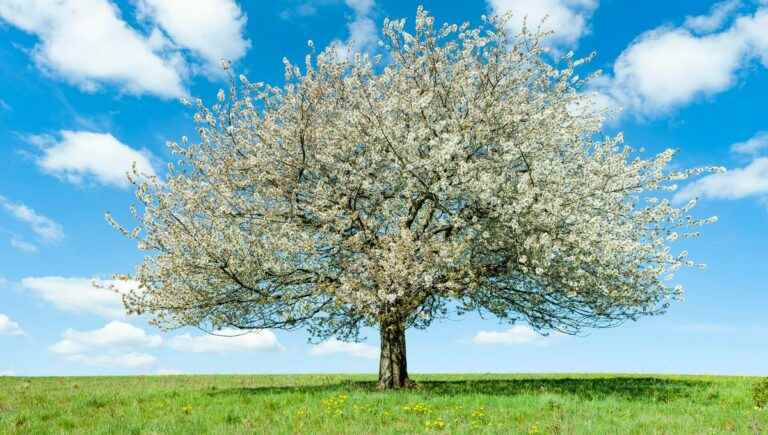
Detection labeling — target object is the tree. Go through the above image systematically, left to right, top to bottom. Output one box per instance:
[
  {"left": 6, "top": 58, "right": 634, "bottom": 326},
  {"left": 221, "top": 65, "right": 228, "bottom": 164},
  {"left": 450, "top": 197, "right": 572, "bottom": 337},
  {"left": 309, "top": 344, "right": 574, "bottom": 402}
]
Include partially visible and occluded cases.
[{"left": 109, "top": 7, "right": 720, "bottom": 389}]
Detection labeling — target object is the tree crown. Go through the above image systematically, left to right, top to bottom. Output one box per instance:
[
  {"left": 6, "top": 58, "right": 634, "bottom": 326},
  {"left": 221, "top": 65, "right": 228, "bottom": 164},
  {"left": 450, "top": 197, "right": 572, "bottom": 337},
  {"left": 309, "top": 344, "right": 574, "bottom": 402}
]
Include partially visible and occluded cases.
[{"left": 110, "top": 7, "right": 720, "bottom": 342}]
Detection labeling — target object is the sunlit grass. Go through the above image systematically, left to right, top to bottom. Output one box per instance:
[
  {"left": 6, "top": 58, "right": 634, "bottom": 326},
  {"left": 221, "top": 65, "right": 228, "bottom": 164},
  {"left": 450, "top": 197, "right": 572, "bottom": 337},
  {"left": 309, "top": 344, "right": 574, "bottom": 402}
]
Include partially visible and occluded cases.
[{"left": 0, "top": 373, "right": 765, "bottom": 434}]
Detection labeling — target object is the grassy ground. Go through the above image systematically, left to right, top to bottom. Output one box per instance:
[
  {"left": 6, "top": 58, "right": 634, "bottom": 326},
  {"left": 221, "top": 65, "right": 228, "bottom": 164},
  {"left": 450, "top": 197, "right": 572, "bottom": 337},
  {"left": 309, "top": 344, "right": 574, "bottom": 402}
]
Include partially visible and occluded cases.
[{"left": 0, "top": 373, "right": 765, "bottom": 434}]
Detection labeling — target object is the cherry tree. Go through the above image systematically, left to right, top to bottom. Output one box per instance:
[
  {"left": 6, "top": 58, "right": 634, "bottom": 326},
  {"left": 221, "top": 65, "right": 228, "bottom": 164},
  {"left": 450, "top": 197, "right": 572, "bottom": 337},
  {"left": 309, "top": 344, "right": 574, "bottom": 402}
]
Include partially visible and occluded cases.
[{"left": 110, "top": 8, "right": 719, "bottom": 389}]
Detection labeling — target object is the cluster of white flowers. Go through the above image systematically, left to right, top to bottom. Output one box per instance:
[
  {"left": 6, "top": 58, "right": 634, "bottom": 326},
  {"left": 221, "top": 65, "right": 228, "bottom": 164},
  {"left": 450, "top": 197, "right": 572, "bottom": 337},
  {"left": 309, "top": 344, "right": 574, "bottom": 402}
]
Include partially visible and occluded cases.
[{"left": 110, "top": 7, "right": 719, "bottom": 338}]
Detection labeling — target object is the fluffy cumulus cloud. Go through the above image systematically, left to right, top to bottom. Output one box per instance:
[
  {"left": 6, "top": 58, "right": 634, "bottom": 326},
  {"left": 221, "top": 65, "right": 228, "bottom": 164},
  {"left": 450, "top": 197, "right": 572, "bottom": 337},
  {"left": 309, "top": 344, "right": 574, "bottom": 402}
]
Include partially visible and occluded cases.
[
  {"left": 0, "top": 0, "right": 251, "bottom": 98},
  {"left": 0, "top": 0, "right": 186, "bottom": 98},
  {"left": 135, "top": 0, "right": 250, "bottom": 71},
  {"left": 329, "top": 0, "right": 378, "bottom": 58},
  {"left": 487, "top": 0, "right": 599, "bottom": 47},
  {"left": 594, "top": 4, "right": 768, "bottom": 116},
  {"left": 345, "top": 14, "right": 377, "bottom": 51},
  {"left": 34, "top": 130, "right": 156, "bottom": 188},
  {"left": 675, "top": 131, "right": 768, "bottom": 204},
  {"left": 675, "top": 157, "right": 768, "bottom": 203},
  {"left": 0, "top": 195, "right": 64, "bottom": 243},
  {"left": 20, "top": 276, "right": 139, "bottom": 319},
  {"left": 0, "top": 314, "right": 24, "bottom": 336},
  {"left": 50, "top": 321, "right": 161, "bottom": 368},
  {"left": 50, "top": 321, "right": 162, "bottom": 355},
  {"left": 473, "top": 324, "right": 554, "bottom": 346},
  {"left": 168, "top": 329, "right": 284, "bottom": 353},
  {"left": 309, "top": 338, "right": 378, "bottom": 359}
]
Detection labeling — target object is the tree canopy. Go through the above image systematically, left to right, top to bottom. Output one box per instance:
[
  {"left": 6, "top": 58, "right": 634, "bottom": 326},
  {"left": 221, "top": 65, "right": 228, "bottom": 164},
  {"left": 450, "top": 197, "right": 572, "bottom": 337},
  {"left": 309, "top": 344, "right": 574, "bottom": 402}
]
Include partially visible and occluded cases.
[{"left": 110, "top": 7, "right": 719, "bottom": 388}]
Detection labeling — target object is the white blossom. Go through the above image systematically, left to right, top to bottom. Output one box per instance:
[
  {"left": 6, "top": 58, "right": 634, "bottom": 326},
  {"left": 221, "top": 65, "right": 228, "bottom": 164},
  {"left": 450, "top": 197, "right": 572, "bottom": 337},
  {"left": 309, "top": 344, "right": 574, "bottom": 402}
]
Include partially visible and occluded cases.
[{"left": 111, "top": 7, "right": 718, "bottom": 343}]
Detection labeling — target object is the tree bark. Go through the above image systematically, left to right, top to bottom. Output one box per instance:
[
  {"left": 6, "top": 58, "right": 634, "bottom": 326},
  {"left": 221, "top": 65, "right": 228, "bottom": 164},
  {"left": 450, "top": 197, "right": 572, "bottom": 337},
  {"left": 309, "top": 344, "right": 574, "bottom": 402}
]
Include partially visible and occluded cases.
[{"left": 377, "top": 318, "right": 410, "bottom": 389}]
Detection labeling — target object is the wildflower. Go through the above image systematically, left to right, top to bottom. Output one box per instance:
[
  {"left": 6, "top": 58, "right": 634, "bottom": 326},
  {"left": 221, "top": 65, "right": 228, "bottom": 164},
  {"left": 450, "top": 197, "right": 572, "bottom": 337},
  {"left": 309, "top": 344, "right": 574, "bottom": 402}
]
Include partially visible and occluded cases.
[
  {"left": 403, "top": 402, "right": 430, "bottom": 414},
  {"left": 471, "top": 406, "right": 487, "bottom": 418},
  {"left": 425, "top": 417, "right": 446, "bottom": 430}
]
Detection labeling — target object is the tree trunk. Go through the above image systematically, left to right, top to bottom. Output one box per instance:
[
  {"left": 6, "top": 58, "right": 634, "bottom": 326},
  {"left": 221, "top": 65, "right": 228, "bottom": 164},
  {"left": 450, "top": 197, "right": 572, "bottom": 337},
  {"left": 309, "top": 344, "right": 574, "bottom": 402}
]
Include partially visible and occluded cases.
[{"left": 378, "top": 318, "right": 410, "bottom": 389}]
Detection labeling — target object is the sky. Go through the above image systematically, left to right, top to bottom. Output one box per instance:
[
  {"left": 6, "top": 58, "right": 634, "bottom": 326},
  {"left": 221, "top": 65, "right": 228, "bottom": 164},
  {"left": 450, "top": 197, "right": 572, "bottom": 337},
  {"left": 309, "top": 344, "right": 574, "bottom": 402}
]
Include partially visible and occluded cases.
[{"left": 1, "top": 0, "right": 767, "bottom": 377}]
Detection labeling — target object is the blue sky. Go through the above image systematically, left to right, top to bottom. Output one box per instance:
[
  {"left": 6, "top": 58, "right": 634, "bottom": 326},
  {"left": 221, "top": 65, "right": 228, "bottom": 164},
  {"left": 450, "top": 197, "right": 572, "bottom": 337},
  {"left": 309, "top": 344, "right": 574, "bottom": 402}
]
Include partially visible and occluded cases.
[{"left": 1, "top": 0, "right": 768, "bottom": 377}]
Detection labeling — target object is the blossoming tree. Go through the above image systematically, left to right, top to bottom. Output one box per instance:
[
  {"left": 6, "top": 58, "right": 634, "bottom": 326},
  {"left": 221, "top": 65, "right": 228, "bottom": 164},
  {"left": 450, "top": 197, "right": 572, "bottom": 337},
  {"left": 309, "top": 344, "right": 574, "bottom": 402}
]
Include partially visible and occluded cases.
[{"left": 110, "top": 8, "right": 719, "bottom": 389}]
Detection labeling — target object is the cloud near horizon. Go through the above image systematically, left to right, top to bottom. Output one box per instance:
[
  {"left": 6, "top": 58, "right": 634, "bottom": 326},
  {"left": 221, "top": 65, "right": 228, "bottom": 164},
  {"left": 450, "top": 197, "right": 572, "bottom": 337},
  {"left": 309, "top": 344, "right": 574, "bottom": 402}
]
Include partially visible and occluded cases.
[
  {"left": 49, "top": 321, "right": 162, "bottom": 368},
  {"left": 50, "top": 321, "right": 162, "bottom": 355},
  {"left": 473, "top": 325, "right": 557, "bottom": 346},
  {"left": 168, "top": 329, "right": 284, "bottom": 353},
  {"left": 309, "top": 338, "right": 379, "bottom": 359}
]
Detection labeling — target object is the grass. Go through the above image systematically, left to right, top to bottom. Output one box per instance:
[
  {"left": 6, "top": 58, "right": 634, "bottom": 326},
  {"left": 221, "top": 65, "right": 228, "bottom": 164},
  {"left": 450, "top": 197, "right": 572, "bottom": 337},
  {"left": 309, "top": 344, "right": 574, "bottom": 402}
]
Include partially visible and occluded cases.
[{"left": 0, "top": 373, "right": 765, "bottom": 434}]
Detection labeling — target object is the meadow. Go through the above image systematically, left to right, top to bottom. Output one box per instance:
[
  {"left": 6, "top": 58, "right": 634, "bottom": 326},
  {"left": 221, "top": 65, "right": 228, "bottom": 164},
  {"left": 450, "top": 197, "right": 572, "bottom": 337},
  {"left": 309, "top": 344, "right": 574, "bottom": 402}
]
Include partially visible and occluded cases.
[{"left": 0, "top": 373, "right": 765, "bottom": 434}]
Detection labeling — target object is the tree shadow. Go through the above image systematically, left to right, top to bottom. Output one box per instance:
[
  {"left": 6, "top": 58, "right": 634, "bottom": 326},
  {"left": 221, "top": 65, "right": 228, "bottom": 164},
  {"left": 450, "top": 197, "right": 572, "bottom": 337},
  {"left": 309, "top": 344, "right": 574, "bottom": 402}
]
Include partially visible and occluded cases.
[
  {"left": 206, "top": 376, "right": 713, "bottom": 403},
  {"left": 407, "top": 377, "right": 712, "bottom": 402}
]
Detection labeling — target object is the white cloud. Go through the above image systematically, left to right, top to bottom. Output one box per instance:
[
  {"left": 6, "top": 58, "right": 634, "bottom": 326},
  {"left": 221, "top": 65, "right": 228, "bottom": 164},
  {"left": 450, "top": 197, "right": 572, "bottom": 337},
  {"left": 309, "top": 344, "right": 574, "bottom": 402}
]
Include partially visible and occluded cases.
[
  {"left": 0, "top": 0, "right": 186, "bottom": 98},
  {"left": 135, "top": 0, "right": 250, "bottom": 70},
  {"left": 330, "top": 0, "right": 378, "bottom": 58},
  {"left": 345, "top": 0, "right": 374, "bottom": 16},
  {"left": 488, "top": 0, "right": 599, "bottom": 47},
  {"left": 684, "top": 0, "right": 742, "bottom": 34},
  {"left": 279, "top": 2, "right": 318, "bottom": 20},
  {"left": 595, "top": 7, "right": 768, "bottom": 116},
  {"left": 737, "top": 8, "right": 768, "bottom": 65},
  {"left": 345, "top": 16, "right": 377, "bottom": 52},
  {"left": 599, "top": 29, "right": 746, "bottom": 115},
  {"left": 35, "top": 130, "right": 156, "bottom": 188},
  {"left": 676, "top": 131, "right": 768, "bottom": 205},
  {"left": 731, "top": 131, "right": 768, "bottom": 155},
  {"left": 22, "top": 133, "right": 56, "bottom": 149},
  {"left": 674, "top": 157, "right": 768, "bottom": 203},
  {"left": 0, "top": 196, "right": 64, "bottom": 242},
  {"left": 9, "top": 238, "right": 38, "bottom": 254},
  {"left": 20, "top": 276, "right": 138, "bottom": 319},
  {"left": 0, "top": 314, "right": 24, "bottom": 336},
  {"left": 50, "top": 321, "right": 161, "bottom": 355},
  {"left": 50, "top": 322, "right": 160, "bottom": 368},
  {"left": 473, "top": 324, "right": 554, "bottom": 346},
  {"left": 168, "top": 328, "right": 284, "bottom": 353},
  {"left": 309, "top": 338, "right": 378, "bottom": 359},
  {"left": 68, "top": 352, "right": 157, "bottom": 368},
  {"left": 0, "top": 370, "right": 16, "bottom": 376}
]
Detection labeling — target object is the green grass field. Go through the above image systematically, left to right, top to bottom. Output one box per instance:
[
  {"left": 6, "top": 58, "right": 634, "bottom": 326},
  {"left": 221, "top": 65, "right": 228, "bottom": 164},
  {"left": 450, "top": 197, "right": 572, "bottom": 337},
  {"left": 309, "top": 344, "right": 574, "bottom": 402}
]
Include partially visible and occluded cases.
[{"left": 1, "top": 373, "right": 765, "bottom": 434}]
